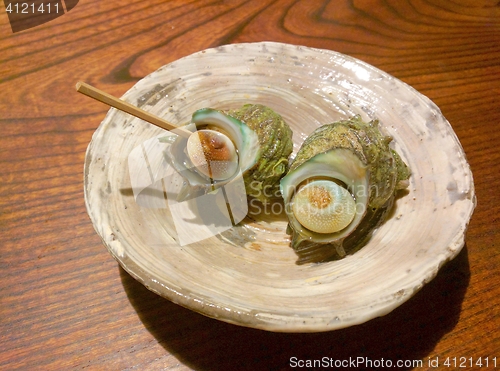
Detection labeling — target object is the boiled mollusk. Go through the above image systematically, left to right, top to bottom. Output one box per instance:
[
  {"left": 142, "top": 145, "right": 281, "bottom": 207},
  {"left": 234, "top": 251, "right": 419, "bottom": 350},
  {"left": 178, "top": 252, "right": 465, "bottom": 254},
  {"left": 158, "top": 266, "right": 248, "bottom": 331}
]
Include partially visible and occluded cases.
[
  {"left": 163, "top": 104, "right": 293, "bottom": 204},
  {"left": 162, "top": 107, "right": 259, "bottom": 201},
  {"left": 280, "top": 115, "right": 410, "bottom": 262},
  {"left": 185, "top": 129, "right": 239, "bottom": 181}
]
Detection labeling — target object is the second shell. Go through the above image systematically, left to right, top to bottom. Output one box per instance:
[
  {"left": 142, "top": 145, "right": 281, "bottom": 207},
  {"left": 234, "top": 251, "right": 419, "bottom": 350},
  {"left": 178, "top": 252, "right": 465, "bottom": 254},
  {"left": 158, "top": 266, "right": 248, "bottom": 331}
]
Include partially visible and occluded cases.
[{"left": 280, "top": 115, "right": 410, "bottom": 261}]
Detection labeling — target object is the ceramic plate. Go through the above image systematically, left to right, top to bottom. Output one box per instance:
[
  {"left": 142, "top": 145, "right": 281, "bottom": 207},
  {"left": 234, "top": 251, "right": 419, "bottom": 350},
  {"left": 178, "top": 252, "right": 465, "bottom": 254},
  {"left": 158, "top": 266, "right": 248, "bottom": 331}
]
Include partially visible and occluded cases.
[{"left": 84, "top": 42, "right": 475, "bottom": 332}]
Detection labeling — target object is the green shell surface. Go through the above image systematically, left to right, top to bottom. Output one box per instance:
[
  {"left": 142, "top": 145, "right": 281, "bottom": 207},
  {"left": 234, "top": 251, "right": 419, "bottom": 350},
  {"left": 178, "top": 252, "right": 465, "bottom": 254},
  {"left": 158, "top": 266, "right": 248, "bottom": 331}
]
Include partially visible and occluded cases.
[
  {"left": 227, "top": 104, "right": 294, "bottom": 204},
  {"left": 290, "top": 115, "right": 409, "bottom": 209}
]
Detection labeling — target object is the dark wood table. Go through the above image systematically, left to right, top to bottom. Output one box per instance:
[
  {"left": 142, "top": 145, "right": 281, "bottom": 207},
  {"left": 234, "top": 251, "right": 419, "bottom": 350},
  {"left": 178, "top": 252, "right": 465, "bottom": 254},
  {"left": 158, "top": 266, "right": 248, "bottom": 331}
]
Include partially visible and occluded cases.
[{"left": 2, "top": 0, "right": 499, "bottom": 369}]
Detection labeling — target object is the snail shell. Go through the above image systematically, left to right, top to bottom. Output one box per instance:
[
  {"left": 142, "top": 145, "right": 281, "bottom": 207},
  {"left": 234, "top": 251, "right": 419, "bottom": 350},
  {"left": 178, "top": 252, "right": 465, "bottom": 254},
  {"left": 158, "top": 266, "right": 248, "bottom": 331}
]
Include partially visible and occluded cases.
[
  {"left": 164, "top": 104, "right": 293, "bottom": 204},
  {"left": 163, "top": 107, "right": 260, "bottom": 201},
  {"left": 280, "top": 115, "right": 410, "bottom": 262}
]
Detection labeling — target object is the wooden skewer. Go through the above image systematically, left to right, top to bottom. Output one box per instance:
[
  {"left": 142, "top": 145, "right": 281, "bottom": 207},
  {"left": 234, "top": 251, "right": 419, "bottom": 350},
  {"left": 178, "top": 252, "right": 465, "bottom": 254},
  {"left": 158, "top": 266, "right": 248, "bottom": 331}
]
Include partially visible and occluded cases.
[{"left": 75, "top": 81, "right": 192, "bottom": 138}]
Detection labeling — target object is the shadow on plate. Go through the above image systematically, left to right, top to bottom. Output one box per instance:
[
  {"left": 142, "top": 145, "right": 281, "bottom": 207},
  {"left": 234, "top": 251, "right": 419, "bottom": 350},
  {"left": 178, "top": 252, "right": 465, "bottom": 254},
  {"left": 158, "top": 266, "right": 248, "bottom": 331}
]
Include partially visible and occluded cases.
[{"left": 120, "top": 245, "right": 470, "bottom": 371}]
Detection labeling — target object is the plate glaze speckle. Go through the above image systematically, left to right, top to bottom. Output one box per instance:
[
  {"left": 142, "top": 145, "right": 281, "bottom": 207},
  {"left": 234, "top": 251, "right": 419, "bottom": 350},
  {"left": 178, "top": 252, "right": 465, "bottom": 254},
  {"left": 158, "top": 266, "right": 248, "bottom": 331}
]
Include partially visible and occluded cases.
[{"left": 84, "top": 42, "right": 475, "bottom": 332}]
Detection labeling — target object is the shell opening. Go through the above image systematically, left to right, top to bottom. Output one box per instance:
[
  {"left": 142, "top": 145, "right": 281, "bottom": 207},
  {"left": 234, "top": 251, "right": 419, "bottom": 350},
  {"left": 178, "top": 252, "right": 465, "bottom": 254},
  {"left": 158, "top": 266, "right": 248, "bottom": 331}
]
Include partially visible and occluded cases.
[
  {"left": 186, "top": 129, "right": 239, "bottom": 181},
  {"left": 291, "top": 180, "right": 356, "bottom": 234}
]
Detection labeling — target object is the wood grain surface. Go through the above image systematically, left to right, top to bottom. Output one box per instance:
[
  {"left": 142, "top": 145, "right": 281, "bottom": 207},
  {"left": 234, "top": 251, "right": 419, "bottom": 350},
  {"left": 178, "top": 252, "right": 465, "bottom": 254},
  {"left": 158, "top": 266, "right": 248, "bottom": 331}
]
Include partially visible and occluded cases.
[{"left": 1, "top": 0, "right": 499, "bottom": 369}]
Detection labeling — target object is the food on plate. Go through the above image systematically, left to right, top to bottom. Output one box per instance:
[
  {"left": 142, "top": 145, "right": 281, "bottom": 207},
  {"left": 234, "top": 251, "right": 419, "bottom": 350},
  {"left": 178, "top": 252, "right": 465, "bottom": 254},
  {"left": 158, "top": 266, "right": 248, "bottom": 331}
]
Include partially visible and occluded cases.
[
  {"left": 163, "top": 104, "right": 293, "bottom": 204},
  {"left": 227, "top": 104, "right": 293, "bottom": 204},
  {"left": 280, "top": 115, "right": 410, "bottom": 262}
]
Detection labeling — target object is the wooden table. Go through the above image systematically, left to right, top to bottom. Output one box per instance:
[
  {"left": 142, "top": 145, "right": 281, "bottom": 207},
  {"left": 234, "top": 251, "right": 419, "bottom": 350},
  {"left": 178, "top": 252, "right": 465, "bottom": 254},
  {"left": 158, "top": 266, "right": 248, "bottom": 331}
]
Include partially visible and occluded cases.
[{"left": 1, "top": 0, "right": 499, "bottom": 369}]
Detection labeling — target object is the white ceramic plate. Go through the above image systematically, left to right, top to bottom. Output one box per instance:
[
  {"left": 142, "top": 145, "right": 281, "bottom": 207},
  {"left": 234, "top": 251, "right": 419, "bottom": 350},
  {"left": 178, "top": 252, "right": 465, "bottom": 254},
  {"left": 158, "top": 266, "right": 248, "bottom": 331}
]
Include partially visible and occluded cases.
[{"left": 84, "top": 42, "right": 475, "bottom": 332}]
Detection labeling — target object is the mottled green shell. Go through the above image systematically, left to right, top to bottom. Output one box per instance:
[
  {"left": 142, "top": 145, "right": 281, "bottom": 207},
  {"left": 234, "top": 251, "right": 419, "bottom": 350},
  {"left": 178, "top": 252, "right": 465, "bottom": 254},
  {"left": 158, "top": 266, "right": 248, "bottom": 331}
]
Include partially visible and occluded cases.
[
  {"left": 227, "top": 104, "right": 293, "bottom": 204},
  {"left": 281, "top": 115, "right": 411, "bottom": 263},
  {"left": 291, "top": 115, "right": 410, "bottom": 208}
]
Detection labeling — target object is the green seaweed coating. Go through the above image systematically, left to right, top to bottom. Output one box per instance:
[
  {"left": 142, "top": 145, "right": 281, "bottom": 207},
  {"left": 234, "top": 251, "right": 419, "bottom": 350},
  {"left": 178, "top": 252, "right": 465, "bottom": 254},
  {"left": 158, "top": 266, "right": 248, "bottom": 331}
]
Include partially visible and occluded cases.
[{"left": 227, "top": 104, "right": 294, "bottom": 204}]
